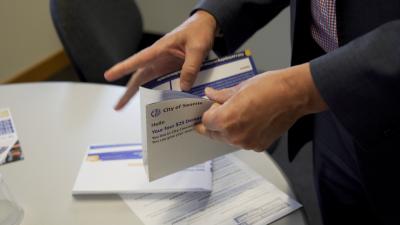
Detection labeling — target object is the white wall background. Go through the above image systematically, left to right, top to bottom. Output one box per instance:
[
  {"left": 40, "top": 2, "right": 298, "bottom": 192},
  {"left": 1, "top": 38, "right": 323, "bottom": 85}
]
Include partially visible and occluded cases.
[
  {"left": 0, "top": 0, "right": 290, "bottom": 83},
  {"left": 0, "top": 0, "right": 62, "bottom": 83}
]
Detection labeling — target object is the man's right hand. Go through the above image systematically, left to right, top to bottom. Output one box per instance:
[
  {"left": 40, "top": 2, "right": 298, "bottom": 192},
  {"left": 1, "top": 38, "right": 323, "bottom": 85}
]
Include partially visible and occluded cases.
[{"left": 104, "top": 10, "right": 218, "bottom": 110}]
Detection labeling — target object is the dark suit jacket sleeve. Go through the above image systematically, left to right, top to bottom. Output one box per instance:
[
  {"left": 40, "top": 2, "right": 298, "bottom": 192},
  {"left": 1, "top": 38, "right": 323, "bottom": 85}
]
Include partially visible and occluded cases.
[
  {"left": 193, "top": 0, "right": 290, "bottom": 56},
  {"left": 310, "top": 20, "right": 400, "bottom": 150}
]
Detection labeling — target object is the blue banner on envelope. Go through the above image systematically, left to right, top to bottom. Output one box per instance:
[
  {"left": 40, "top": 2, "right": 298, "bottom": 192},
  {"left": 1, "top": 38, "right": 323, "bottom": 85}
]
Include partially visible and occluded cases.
[{"left": 88, "top": 150, "right": 142, "bottom": 161}]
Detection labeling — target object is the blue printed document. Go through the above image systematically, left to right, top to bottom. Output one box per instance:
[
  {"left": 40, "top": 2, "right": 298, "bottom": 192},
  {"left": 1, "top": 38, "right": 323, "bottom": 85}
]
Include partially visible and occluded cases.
[
  {"left": 140, "top": 51, "right": 258, "bottom": 181},
  {"left": 0, "top": 108, "right": 24, "bottom": 166},
  {"left": 72, "top": 143, "right": 212, "bottom": 194}
]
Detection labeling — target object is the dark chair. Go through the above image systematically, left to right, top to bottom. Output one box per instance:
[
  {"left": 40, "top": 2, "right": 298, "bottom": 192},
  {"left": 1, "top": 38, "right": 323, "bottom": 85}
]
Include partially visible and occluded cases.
[{"left": 50, "top": 0, "right": 161, "bottom": 85}]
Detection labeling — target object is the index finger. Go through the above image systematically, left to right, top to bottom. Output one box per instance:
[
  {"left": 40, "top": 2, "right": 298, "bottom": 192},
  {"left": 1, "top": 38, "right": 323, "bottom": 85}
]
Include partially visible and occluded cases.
[
  {"left": 180, "top": 46, "right": 208, "bottom": 91},
  {"left": 104, "top": 47, "right": 158, "bottom": 81}
]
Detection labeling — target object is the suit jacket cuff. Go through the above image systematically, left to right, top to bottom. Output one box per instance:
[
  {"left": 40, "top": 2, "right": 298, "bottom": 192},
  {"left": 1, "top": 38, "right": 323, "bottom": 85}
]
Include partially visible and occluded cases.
[
  {"left": 192, "top": 0, "right": 289, "bottom": 56},
  {"left": 310, "top": 20, "right": 400, "bottom": 150}
]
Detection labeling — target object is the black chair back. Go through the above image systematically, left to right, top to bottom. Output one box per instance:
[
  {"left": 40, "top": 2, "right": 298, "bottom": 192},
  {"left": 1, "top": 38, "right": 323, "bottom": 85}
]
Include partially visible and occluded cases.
[{"left": 50, "top": 0, "right": 143, "bottom": 84}]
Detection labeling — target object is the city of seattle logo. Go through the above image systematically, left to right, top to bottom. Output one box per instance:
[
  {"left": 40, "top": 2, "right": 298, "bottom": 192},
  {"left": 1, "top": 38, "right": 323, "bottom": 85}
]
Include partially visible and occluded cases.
[{"left": 151, "top": 108, "right": 161, "bottom": 118}]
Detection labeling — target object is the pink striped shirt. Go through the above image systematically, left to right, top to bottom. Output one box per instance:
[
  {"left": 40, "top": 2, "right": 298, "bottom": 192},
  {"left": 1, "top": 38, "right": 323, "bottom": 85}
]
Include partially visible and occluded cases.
[{"left": 311, "top": 0, "right": 339, "bottom": 52}]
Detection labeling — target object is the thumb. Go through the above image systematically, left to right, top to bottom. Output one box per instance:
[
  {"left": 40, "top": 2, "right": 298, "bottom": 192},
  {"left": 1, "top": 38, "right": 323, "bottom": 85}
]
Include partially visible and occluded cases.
[
  {"left": 180, "top": 47, "right": 208, "bottom": 91},
  {"left": 205, "top": 86, "right": 237, "bottom": 104}
]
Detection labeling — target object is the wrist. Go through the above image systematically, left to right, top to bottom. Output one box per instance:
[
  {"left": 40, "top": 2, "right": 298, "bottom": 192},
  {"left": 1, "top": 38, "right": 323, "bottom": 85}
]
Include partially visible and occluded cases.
[
  {"left": 193, "top": 10, "right": 218, "bottom": 36},
  {"left": 281, "top": 63, "right": 328, "bottom": 116}
]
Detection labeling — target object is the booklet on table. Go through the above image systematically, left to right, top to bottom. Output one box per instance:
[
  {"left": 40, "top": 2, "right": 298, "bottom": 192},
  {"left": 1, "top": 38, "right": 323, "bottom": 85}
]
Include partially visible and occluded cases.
[{"left": 72, "top": 143, "right": 212, "bottom": 194}]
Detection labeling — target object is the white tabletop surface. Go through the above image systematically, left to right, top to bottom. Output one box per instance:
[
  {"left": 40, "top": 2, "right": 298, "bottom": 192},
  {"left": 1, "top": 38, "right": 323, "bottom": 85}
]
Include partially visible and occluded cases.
[{"left": 0, "top": 82, "right": 306, "bottom": 225}]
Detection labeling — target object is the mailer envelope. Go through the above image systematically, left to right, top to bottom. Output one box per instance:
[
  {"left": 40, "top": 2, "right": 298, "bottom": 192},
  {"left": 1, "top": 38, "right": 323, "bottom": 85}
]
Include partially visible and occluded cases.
[{"left": 140, "top": 50, "right": 258, "bottom": 181}]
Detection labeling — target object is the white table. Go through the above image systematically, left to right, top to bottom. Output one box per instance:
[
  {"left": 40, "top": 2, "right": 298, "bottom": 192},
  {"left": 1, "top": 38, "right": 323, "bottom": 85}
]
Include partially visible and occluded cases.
[{"left": 0, "top": 82, "right": 306, "bottom": 225}]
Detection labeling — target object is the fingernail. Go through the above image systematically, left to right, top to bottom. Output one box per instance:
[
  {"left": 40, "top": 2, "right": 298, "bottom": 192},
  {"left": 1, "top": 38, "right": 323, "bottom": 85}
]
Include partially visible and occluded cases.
[
  {"left": 104, "top": 71, "right": 111, "bottom": 80},
  {"left": 205, "top": 87, "right": 213, "bottom": 94},
  {"left": 205, "top": 87, "right": 216, "bottom": 96},
  {"left": 114, "top": 101, "right": 124, "bottom": 111},
  {"left": 114, "top": 105, "right": 121, "bottom": 111},
  {"left": 194, "top": 124, "right": 204, "bottom": 134},
  {"left": 194, "top": 124, "right": 201, "bottom": 132}
]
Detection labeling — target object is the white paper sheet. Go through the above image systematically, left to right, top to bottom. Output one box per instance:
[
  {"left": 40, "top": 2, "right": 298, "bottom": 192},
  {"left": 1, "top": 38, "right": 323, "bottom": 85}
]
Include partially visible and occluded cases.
[
  {"left": 73, "top": 143, "right": 212, "bottom": 194},
  {"left": 121, "top": 154, "right": 302, "bottom": 225}
]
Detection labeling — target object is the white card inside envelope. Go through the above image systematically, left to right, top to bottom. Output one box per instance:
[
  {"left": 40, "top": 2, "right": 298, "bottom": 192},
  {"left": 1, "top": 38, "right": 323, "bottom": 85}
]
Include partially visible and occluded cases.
[{"left": 140, "top": 87, "right": 237, "bottom": 181}]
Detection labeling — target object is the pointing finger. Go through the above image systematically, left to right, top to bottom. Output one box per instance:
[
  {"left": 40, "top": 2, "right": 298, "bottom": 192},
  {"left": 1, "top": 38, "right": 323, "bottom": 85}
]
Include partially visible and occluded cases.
[
  {"left": 180, "top": 46, "right": 207, "bottom": 91},
  {"left": 105, "top": 47, "right": 158, "bottom": 82},
  {"left": 114, "top": 67, "right": 155, "bottom": 110}
]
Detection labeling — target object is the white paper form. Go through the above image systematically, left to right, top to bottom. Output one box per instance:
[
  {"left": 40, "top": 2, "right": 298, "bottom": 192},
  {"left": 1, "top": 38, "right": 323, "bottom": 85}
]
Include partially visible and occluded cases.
[
  {"left": 73, "top": 143, "right": 212, "bottom": 194},
  {"left": 121, "top": 154, "right": 302, "bottom": 225}
]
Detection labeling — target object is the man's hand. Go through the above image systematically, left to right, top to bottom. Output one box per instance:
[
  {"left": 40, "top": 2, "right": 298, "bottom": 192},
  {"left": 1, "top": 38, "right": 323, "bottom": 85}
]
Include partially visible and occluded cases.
[
  {"left": 104, "top": 11, "right": 217, "bottom": 110},
  {"left": 195, "top": 63, "right": 328, "bottom": 152}
]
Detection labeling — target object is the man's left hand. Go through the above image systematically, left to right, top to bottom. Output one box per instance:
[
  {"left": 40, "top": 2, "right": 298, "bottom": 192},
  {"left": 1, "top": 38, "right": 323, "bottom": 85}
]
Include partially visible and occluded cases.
[{"left": 195, "top": 63, "right": 328, "bottom": 152}]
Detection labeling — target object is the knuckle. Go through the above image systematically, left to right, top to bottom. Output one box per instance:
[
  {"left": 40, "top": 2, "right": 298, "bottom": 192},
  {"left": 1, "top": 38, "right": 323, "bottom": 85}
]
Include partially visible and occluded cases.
[
  {"left": 152, "top": 37, "right": 169, "bottom": 48},
  {"left": 188, "top": 42, "right": 207, "bottom": 52},
  {"left": 118, "top": 62, "right": 131, "bottom": 73},
  {"left": 182, "top": 64, "right": 198, "bottom": 77},
  {"left": 202, "top": 110, "right": 214, "bottom": 125},
  {"left": 218, "top": 112, "right": 230, "bottom": 129},
  {"left": 215, "top": 113, "right": 230, "bottom": 130},
  {"left": 224, "top": 119, "right": 241, "bottom": 135},
  {"left": 229, "top": 133, "right": 245, "bottom": 147},
  {"left": 230, "top": 133, "right": 257, "bottom": 150},
  {"left": 241, "top": 137, "right": 254, "bottom": 150},
  {"left": 230, "top": 138, "right": 241, "bottom": 147},
  {"left": 252, "top": 139, "right": 271, "bottom": 152},
  {"left": 254, "top": 148, "right": 265, "bottom": 152}
]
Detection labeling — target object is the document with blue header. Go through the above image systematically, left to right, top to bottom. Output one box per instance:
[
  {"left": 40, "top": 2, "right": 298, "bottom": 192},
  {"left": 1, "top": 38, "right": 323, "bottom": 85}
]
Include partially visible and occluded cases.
[
  {"left": 140, "top": 50, "right": 258, "bottom": 181},
  {"left": 72, "top": 143, "right": 212, "bottom": 194}
]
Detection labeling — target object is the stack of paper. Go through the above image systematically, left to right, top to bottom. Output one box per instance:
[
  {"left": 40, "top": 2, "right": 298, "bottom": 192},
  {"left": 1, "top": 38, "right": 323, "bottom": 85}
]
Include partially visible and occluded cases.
[{"left": 73, "top": 143, "right": 212, "bottom": 194}]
